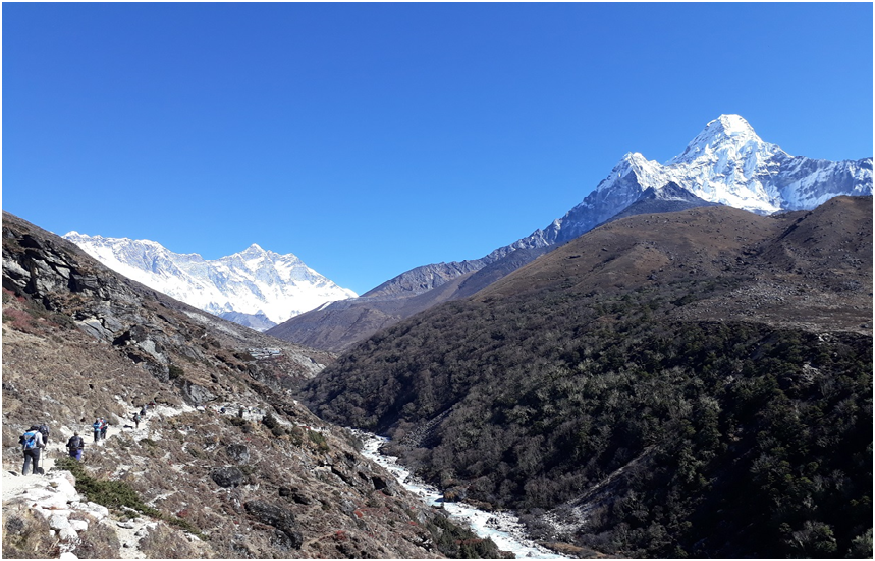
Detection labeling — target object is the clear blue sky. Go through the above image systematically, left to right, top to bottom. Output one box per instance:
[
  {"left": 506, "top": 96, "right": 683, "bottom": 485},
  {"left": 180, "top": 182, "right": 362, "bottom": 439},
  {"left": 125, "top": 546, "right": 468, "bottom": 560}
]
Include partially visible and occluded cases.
[{"left": 4, "top": 3, "right": 872, "bottom": 294}]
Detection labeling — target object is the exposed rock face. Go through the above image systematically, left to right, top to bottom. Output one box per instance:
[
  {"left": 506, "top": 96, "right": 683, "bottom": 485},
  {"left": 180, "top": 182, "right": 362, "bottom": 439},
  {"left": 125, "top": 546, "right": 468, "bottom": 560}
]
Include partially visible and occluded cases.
[
  {"left": 2, "top": 211, "right": 499, "bottom": 559},
  {"left": 363, "top": 260, "right": 487, "bottom": 299},
  {"left": 181, "top": 381, "right": 217, "bottom": 405},
  {"left": 226, "top": 444, "right": 251, "bottom": 464}
]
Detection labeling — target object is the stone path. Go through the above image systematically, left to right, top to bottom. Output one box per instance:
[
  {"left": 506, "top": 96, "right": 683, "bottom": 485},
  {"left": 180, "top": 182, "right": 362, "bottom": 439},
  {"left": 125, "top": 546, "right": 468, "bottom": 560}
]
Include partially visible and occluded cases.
[
  {"left": 3, "top": 399, "right": 289, "bottom": 559},
  {"left": 2, "top": 403, "right": 195, "bottom": 559}
]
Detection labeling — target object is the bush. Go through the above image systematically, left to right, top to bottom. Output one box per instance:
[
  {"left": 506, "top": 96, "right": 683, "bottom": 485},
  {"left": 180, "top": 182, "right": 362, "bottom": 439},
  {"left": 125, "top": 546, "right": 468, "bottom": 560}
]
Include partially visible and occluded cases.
[
  {"left": 307, "top": 430, "right": 329, "bottom": 451},
  {"left": 53, "top": 456, "right": 204, "bottom": 538},
  {"left": 54, "top": 456, "right": 161, "bottom": 516}
]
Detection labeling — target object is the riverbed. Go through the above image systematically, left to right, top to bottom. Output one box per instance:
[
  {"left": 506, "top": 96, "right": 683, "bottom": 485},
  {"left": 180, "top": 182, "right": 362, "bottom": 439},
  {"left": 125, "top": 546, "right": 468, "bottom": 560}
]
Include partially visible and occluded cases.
[{"left": 352, "top": 430, "right": 567, "bottom": 559}]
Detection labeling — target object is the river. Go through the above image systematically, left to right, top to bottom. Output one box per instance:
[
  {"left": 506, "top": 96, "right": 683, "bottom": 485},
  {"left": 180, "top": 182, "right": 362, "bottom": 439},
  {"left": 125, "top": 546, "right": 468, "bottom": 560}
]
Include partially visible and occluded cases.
[{"left": 352, "top": 430, "right": 567, "bottom": 559}]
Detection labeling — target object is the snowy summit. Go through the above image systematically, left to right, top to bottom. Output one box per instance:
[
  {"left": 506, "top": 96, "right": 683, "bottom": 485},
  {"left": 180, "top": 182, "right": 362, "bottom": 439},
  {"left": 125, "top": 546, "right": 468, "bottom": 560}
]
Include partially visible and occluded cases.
[
  {"left": 517, "top": 113, "right": 873, "bottom": 248},
  {"left": 62, "top": 234, "right": 357, "bottom": 331}
]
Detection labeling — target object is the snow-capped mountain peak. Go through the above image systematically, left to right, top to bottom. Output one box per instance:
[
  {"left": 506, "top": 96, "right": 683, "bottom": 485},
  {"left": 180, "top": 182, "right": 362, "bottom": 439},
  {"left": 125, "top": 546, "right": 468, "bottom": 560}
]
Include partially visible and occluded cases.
[
  {"left": 504, "top": 114, "right": 871, "bottom": 252},
  {"left": 668, "top": 114, "right": 779, "bottom": 166},
  {"left": 62, "top": 233, "right": 357, "bottom": 331}
]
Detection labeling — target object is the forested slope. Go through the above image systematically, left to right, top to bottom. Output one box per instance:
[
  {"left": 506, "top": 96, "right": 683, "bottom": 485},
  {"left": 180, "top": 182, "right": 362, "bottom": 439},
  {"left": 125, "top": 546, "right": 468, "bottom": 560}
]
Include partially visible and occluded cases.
[{"left": 302, "top": 197, "right": 873, "bottom": 558}]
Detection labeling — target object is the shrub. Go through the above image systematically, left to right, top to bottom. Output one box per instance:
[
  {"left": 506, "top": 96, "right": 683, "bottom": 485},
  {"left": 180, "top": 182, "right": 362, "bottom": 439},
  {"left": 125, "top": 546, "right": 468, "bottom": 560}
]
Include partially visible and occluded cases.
[
  {"left": 307, "top": 430, "right": 329, "bottom": 451},
  {"left": 53, "top": 456, "right": 204, "bottom": 538}
]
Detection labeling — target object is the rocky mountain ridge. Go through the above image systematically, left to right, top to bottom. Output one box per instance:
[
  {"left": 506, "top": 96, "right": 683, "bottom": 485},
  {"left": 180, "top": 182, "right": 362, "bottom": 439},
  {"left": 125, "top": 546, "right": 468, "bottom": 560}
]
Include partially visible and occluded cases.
[{"left": 506, "top": 114, "right": 872, "bottom": 251}]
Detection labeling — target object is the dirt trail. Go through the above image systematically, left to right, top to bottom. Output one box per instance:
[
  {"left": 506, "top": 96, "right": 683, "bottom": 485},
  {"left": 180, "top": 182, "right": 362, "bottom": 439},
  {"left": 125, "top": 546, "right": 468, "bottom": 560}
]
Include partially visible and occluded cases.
[{"left": 2, "top": 403, "right": 196, "bottom": 559}]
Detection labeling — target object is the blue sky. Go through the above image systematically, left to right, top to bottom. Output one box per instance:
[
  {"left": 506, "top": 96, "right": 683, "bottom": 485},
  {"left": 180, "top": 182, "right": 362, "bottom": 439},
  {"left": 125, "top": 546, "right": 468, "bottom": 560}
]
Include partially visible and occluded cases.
[{"left": 4, "top": 3, "right": 872, "bottom": 294}]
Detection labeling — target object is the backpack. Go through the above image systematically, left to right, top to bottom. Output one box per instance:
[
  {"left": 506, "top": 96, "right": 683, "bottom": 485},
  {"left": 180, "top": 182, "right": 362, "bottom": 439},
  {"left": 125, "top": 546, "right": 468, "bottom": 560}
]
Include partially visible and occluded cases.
[
  {"left": 38, "top": 424, "right": 49, "bottom": 438},
  {"left": 22, "top": 430, "right": 39, "bottom": 450},
  {"left": 68, "top": 436, "right": 82, "bottom": 449}
]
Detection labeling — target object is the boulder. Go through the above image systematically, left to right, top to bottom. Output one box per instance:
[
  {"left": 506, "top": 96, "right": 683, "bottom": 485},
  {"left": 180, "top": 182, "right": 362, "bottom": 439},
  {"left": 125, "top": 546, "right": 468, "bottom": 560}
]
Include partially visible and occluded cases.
[
  {"left": 75, "top": 319, "right": 112, "bottom": 341},
  {"left": 183, "top": 382, "right": 216, "bottom": 405},
  {"left": 226, "top": 444, "right": 250, "bottom": 465},
  {"left": 211, "top": 467, "right": 244, "bottom": 488},
  {"left": 372, "top": 475, "right": 396, "bottom": 496},
  {"left": 279, "top": 486, "right": 312, "bottom": 505},
  {"left": 243, "top": 500, "right": 303, "bottom": 550},
  {"left": 49, "top": 514, "right": 70, "bottom": 531}
]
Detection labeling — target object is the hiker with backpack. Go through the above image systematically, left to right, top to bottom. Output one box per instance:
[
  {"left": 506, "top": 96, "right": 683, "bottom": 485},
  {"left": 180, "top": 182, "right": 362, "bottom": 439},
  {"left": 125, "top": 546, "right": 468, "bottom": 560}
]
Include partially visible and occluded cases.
[
  {"left": 132, "top": 412, "right": 141, "bottom": 428},
  {"left": 100, "top": 418, "right": 109, "bottom": 440},
  {"left": 93, "top": 419, "right": 102, "bottom": 442},
  {"left": 38, "top": 424, "right": 50, "bottom": 445},
  {"left": 19, "top": 425, "right": 46, "bottom": 475},
  {"left": 67, "top": 431, "right": 85, "bottom": 461}
]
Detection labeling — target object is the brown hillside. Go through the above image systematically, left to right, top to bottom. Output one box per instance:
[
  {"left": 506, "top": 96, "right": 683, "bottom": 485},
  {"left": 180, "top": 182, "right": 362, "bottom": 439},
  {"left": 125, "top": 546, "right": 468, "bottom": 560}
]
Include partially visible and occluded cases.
[
  {"left": 478, "top": 198, "right": 873, "bottom": 333},
  {"left": 2, "top": 211, "right": 503, "bottom": 559}
]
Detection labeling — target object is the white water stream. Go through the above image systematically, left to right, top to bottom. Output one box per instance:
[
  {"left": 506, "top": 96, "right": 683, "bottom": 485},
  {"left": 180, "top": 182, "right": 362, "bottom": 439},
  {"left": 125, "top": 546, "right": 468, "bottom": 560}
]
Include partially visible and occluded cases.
[{"left": 353, "top": 430, "right": 567, "bottom": 559}]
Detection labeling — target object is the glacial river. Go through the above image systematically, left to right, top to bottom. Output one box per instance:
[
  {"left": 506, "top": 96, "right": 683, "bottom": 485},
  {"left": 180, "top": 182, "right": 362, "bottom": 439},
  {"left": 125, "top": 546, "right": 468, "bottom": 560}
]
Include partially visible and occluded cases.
[{"left": 353, "top": 430, "right": 567, "bottom": 559}]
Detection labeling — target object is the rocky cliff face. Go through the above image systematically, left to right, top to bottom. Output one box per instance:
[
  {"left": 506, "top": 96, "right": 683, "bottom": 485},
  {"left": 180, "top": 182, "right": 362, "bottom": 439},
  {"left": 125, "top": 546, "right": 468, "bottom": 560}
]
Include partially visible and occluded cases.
[
  {"left": 1, "top": 211, "right": 503, "bottom": 559},
  {"left": 362, "top": 260, "right": 487, "bottom": 300}
]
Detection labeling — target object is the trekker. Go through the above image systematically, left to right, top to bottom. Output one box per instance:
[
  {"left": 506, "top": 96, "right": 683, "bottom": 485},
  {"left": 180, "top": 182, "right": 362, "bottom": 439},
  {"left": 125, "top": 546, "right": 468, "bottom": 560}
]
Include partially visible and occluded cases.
[
  {"left": 140, "top": 405, "right": 147, "bottom": 417},
  {"left": 132, "top": 412, "right": 141, "bottom": 428},
  {"left": 100, "top": 418, "right": 109, "bottom": 439},
  {"left": 92, "top": 419, "right": 102, "bottom": 442},
  {"left": 38, "top": 423, "right": 50, "bottom": 445},
  {"left": 19, "top": 425, "right": 46, "bottom": 475},
  {"left": 67, "top": 432, "right": 85, "bottom": 461}
]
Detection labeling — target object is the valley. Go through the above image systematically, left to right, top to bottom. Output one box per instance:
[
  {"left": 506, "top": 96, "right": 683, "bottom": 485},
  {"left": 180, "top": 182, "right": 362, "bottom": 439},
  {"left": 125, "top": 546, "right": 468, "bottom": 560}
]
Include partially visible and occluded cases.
[{"left": 4, "top": 113, "right": 872, "bottom": 559}]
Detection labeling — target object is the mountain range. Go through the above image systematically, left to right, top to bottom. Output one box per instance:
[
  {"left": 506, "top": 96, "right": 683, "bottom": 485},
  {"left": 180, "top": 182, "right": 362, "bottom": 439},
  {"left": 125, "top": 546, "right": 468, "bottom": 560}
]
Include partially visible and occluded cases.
[
  {"left": 59, "top": 114, "right": 871, "bottom": 353},
  {"left": 267, "top": 114, "right": 872, "bottom": 351},
  {"left": 60, "top": 234, "right": 357, "bottom": 331}
]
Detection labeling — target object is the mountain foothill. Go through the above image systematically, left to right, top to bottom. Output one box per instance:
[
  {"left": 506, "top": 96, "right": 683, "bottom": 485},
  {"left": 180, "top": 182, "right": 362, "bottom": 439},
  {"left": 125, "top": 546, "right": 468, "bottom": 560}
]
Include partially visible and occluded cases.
[{"left": 4, "top": 114, "right": 873, "bottom": 559}]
